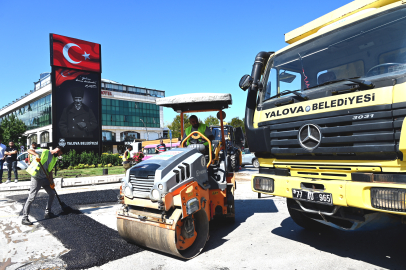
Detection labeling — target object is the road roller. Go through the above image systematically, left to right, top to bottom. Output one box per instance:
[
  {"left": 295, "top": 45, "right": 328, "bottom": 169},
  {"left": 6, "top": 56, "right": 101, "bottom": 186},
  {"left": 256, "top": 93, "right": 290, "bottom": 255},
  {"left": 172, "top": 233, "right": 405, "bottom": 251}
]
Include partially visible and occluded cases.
[{"left": 117, "top": 93, "right": 236, "bottom": 259}]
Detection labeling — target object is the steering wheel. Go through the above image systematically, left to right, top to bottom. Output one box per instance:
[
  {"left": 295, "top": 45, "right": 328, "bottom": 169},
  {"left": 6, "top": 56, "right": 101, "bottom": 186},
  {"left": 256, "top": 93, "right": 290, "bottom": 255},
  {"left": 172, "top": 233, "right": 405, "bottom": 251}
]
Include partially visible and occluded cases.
[
  {"left": 366, "top": 63, "right": 403, "bottom": 77},
  {"left": 181, "top": 131, "right": 213, "bottom": 167},
  {"left": 188, "top": 132, "right": 209, "bottom": 144}
]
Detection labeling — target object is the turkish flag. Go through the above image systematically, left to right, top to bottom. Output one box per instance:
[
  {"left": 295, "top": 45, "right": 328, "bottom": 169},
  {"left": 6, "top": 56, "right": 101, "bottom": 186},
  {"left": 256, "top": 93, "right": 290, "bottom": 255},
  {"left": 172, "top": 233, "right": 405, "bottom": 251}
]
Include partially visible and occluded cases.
[
  {"left": 51, "top": 34, "right": 101, "bottom": 73},
  {"left": 55, "top": 68, "right": 89, "bottom": 87}
]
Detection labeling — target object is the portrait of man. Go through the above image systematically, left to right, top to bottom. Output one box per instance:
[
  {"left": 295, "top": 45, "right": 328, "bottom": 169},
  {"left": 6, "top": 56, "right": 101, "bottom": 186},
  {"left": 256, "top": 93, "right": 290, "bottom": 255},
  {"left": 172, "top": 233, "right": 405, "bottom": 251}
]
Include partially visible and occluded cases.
[{"left": 58, "top": 80, "right": 98, "bottom": 138}]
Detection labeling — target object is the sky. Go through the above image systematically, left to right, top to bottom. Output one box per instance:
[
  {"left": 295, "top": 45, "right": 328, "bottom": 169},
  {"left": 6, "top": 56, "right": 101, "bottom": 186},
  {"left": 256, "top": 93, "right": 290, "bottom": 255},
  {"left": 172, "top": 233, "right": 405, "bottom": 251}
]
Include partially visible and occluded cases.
[{"left": 0, "top": 0, "right": 350, "bottom": 126}]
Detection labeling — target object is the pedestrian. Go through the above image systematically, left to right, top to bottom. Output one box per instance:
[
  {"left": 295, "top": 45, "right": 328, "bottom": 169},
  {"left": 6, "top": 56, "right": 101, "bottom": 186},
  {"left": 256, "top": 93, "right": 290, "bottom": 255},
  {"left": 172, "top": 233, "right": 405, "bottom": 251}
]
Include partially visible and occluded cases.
[
  {"left": 0, "top": 139, "right": 6, "bottom": 184},
  {"left": 155, "top": 139, "right": 167, "bottom": 153},
  {"left": 4, "top": 141, "right": 18, "bottom": 184},
  {"left": 122, "top": 145, "right": 133, "bottom": 171},
  {"left": 22, "top": 146, "right": 64, "bottom": 225}
]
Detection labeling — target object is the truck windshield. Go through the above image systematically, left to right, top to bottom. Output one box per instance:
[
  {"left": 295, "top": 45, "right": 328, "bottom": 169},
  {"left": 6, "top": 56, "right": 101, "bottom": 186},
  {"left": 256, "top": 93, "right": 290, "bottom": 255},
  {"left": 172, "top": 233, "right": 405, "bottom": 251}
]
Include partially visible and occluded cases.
[{"left": 262, "top": 6, "right": 406, "bottom": 102}]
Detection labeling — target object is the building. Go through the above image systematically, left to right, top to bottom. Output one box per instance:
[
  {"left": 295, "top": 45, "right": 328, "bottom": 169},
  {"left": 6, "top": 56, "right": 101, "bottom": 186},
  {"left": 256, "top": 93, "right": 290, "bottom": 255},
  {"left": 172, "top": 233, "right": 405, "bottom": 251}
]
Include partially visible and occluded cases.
[{"left": 0, "top": 73, "right": 166, "bottom": 154}]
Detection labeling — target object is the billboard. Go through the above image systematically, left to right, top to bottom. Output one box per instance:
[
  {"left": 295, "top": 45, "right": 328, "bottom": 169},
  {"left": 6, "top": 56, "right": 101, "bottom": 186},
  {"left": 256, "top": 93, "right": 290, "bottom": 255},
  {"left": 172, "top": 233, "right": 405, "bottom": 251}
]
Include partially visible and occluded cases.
[{"left": 50, "top": 34, "right": 102, "bottom": 153}]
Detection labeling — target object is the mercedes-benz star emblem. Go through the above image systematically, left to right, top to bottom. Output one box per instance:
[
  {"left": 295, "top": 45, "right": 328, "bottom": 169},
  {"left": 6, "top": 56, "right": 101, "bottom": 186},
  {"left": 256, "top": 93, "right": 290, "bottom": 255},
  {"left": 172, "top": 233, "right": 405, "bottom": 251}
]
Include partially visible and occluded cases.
[{"left": 298, "top": 124, "right": 322, "bottom": 151}]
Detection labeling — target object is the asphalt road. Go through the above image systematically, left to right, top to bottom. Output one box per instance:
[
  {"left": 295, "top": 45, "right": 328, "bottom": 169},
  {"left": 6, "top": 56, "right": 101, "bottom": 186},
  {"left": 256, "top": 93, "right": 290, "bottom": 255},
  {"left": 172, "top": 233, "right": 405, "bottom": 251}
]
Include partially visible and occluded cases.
[{"left": 2, "top": 177, "right": 405, "bottom": 270}]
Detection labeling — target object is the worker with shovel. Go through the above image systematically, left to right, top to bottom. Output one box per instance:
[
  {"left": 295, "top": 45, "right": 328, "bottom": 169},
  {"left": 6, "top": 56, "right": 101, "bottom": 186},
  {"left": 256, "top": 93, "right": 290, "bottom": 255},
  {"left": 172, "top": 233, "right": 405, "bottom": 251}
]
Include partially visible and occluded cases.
[{"left": 22, "top": 146, "right": 64, "bottom": 226}]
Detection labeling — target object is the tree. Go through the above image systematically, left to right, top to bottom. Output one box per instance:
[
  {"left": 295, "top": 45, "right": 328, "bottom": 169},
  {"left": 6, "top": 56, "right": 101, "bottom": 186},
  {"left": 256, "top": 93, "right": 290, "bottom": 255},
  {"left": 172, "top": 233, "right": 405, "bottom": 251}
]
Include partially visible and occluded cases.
[
  {"left": 0, "top": 114, "right": 27, "bottom": 147},
  {"left": 167, "top": 114, "right": 191, "bottom": 139},
  {"left": 204, "top": 115, "right": 219, "bottom": 127},
  {"left": 229, "top": 117, "right": 245, "bottom": 133}
]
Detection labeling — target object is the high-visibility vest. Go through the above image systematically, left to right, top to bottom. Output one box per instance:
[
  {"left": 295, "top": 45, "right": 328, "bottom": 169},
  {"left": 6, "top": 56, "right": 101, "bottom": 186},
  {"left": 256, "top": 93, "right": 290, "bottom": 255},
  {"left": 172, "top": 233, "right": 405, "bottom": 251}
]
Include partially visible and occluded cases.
[
  {"left": 185, "top": 124, "right": 209, "bottom": 146},
  {"left": 26, "top": 150, "right": 57, "bottom": 177},
  {"left": 122, "top": 150, "right": 131, "bottom": 161}
]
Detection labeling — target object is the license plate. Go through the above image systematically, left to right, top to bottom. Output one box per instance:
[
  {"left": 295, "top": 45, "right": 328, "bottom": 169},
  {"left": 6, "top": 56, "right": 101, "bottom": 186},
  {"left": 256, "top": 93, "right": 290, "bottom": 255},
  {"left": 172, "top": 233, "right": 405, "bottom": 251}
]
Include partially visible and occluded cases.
[{"left": 292, "top": 189, "right": 333, "bottom": 205}]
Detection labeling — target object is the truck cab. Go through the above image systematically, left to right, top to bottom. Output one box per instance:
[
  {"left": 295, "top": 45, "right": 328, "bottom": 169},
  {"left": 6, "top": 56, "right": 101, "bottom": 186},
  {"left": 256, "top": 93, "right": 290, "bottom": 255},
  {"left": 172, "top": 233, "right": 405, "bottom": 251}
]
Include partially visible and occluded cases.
[{"left": 240, "top": 0, "right": 406, "bottom": 230}]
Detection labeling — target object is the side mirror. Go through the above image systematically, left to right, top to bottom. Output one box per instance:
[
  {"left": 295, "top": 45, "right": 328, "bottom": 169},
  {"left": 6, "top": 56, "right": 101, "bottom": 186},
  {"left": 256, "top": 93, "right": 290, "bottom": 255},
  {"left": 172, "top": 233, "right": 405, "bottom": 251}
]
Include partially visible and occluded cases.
[{"left": 239, "top": 75, "right": 253, "bottom": 91}]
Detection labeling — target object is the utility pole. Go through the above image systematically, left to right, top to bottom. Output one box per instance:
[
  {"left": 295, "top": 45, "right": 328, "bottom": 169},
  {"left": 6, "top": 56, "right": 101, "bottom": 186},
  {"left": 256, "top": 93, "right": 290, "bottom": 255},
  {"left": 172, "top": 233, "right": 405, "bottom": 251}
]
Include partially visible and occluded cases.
[{"left": 140, "top": 118, "right": 149, "bottom": 140}]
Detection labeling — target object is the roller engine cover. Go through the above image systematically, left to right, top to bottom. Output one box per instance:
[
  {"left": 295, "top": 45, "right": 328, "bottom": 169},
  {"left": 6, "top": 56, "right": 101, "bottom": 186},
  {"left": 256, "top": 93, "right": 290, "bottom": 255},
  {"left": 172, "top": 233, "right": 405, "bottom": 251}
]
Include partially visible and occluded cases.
[{"left": 122, "top": 148, "right": 209, "bottom": 201}]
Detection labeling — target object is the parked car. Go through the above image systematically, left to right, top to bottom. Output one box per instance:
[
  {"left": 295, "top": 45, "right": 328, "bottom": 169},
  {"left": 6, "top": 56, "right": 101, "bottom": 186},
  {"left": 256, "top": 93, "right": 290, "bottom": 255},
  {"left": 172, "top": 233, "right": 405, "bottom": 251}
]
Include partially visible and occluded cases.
[
  {"left": 142, "top": 142, "right": 181, "bottom": 161},
  {"left": 241, "top": 148, "right": 259, "bottom": 168},
  {"left": 3, "top": 150, "right": 44, "bottom": 171}
]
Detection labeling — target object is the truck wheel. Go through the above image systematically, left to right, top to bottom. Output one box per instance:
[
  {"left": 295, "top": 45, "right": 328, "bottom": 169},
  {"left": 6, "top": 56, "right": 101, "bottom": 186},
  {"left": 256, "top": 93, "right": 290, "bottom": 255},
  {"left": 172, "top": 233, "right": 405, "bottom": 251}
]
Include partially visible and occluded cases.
[
  {"left": 253, "top": 159, "right": 259, "bottom": 168},
  {"left": 287, "top": 199, "right": 329, "bottom": 231}
]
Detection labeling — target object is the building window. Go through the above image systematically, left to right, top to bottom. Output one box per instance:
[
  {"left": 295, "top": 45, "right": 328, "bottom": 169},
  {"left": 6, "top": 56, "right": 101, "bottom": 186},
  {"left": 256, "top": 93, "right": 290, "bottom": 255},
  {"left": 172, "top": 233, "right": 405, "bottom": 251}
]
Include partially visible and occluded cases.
[
  {"left": 0, "top": 94, "right": 52, "bottom": 131},
  {"left": 102, "top": 99, "right": 160, "bottom": 128},
  {"left": 102, "top": 130, "right": 116, "bottom": 142},
  {"left": 40, "top": 131, "right": 49, "bottom": 143},
  {"left": 120, "top": 131, "right": 140, "bottom": 142},
  {"left": 28, "top": 134, "right": 38, "bottom": 146}
]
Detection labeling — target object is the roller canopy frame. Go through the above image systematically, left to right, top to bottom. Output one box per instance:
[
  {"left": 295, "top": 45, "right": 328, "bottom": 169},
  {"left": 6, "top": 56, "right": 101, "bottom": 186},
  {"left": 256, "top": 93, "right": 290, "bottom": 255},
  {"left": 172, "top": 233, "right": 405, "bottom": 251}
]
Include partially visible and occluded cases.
[{"left": 156, "top": 93, "right": 232, "bottom": 112}]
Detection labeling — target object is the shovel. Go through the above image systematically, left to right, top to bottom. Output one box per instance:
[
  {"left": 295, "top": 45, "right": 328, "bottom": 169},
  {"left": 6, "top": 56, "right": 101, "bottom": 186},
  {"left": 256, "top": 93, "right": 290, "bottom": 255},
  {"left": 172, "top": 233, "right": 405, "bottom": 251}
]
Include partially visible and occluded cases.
[{"left": 37, "top": 159, "right": 73, "bottom": 213}]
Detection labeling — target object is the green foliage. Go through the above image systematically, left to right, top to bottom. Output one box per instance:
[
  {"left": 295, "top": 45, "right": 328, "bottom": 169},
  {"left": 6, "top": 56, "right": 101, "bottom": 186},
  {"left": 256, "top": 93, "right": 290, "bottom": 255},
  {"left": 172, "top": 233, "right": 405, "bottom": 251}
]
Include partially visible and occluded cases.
[
  {"left": 0, "top": 114, "right": 27, "bottom": 147},
  {"left": 167, "top": 114, "right": 190, "bottom": 139},
  {"left": 204, "top": 115, "right": 219, "bottom": 127},
  {"left": 229, "top": 117, "right": 245, "bottom": 133},
  {"left": 59, "top": 149, "right": 80, "bottom": 168},
  {"left": 59, "top": 150, "right": 122, "bottom": 168},
  {"left": 98, "top": 164, "right": 103, "bottom": 168},
  {"left": 68, "top": 166, "right": 73, "bottom": 170}
]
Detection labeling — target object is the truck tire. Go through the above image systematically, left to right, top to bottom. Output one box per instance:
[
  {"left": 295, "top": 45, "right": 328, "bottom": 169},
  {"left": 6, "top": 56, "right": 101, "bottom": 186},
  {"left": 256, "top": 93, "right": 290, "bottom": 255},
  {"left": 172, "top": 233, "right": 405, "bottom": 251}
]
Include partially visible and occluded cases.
[
  {"left": 253, "top": 159, "right": 259, "bottom": 168},
  {"left": 287, "top": 199, "right": 329, "bottom": 231}
]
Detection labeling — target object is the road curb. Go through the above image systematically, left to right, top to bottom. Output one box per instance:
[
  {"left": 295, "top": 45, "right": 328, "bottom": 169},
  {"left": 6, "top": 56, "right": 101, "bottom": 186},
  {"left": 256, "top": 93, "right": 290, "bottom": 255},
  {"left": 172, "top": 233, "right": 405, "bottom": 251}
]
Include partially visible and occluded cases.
[
  {"left": 1, "top": 172, "right": 251, "bottom": 192},
  {"left": 0, "top": 174, "right": 125, "bottom": 192}
]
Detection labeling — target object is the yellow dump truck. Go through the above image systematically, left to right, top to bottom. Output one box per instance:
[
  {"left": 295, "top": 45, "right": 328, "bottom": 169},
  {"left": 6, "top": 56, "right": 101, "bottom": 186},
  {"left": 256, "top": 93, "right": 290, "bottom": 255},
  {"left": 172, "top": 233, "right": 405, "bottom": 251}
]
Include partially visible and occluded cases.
[{"left": 239, "top": 0, "right": 406, "bottom": 230}]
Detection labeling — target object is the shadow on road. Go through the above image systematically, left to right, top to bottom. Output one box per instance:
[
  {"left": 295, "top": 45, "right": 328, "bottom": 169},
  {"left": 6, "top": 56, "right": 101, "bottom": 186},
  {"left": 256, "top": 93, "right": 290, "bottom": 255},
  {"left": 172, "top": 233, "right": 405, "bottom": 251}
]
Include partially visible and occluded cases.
[
  {"left": 8, "top": 189, "right": 143, "bottom": 270},
  {"left": 203, "top": 198, "right": 278, "bottom": 253},
  {"left": 272, "top": 217, "right": 405, "bottom": 269}
]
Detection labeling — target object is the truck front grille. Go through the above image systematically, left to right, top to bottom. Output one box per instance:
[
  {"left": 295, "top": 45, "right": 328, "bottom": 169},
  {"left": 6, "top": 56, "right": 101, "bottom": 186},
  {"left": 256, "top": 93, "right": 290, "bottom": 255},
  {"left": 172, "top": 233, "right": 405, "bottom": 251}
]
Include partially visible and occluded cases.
[{"left": 259, "top": 104, "right": 402, "bottom": 160}]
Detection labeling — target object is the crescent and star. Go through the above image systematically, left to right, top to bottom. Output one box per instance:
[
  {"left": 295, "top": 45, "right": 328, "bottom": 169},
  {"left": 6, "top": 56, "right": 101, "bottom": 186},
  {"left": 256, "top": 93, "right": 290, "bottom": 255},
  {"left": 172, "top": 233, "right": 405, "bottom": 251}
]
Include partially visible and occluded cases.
[{"left": 62, "top": 43, "right": 91, "bottom": 64}]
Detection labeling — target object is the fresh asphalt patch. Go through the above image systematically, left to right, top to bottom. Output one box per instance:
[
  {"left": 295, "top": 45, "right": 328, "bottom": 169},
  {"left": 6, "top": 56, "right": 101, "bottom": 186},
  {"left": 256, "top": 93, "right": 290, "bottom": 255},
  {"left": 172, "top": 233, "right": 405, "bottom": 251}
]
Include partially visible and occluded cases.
[{"left": 8, "top": 189, "right": 143, "bottom": 270}]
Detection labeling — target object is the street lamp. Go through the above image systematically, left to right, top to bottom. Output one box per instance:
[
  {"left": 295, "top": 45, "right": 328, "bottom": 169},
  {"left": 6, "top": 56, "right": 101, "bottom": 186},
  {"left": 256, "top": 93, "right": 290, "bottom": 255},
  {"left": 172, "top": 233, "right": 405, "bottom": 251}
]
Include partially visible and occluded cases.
[{"left": 140, "top": 118, "right": 149, "bottom": 140}]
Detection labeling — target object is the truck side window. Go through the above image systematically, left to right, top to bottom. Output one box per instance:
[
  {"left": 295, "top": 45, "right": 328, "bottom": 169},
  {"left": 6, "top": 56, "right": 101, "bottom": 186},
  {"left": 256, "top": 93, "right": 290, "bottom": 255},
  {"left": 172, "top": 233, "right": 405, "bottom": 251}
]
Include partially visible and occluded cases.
[{"left": 264, "top": 68, "right": 278, "bottom": 101}]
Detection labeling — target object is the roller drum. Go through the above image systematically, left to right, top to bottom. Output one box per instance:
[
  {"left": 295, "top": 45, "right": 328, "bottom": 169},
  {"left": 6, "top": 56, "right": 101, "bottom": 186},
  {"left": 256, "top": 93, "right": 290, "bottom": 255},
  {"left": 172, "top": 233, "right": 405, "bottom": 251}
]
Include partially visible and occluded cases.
[{"left": 117, "top": 209, "right": 209, "bottom": 259}]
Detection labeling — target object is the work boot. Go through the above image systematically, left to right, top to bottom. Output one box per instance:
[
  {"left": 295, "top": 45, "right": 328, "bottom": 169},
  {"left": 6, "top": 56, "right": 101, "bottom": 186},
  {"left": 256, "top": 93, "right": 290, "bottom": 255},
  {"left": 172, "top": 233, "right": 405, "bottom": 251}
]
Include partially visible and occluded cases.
[
  {"left": 44, "top": 212, "right": 57, "bottom": 219},
  {"left": 22, "top": 218, "right": 33, "bottom": 226}
]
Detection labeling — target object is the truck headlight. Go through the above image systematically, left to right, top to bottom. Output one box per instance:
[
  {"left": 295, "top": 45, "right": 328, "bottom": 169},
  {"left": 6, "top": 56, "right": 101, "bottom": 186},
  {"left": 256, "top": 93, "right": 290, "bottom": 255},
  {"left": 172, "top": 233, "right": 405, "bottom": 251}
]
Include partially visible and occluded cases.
[
  {"left": 253, "top": 177, "right": 274, "bottom": 193},
  {"left": 124, "top": 186, "right": 133, "bottom": 198},
  {"left": 371, "top": 188, "right": 406, "bottom": 212},
  {"left": 152, "top": 189, "right": 160, "bottom": 200},
  {"left": 186, "top": 197, "right": 199, "bottom": 215}
]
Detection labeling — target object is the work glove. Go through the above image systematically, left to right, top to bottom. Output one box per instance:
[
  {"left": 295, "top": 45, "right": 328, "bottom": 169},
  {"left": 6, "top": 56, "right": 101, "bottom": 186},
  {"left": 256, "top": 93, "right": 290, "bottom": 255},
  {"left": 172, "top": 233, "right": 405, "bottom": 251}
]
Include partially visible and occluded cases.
[
  {"left": 77, "top": 122, "right": 87, "bottom": 129},
  {"left": 36, "top": 157, "right": 41, "bottom": 162},
  {"left": 50, "top": 182, "right": 55, "bottom": 189}
]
